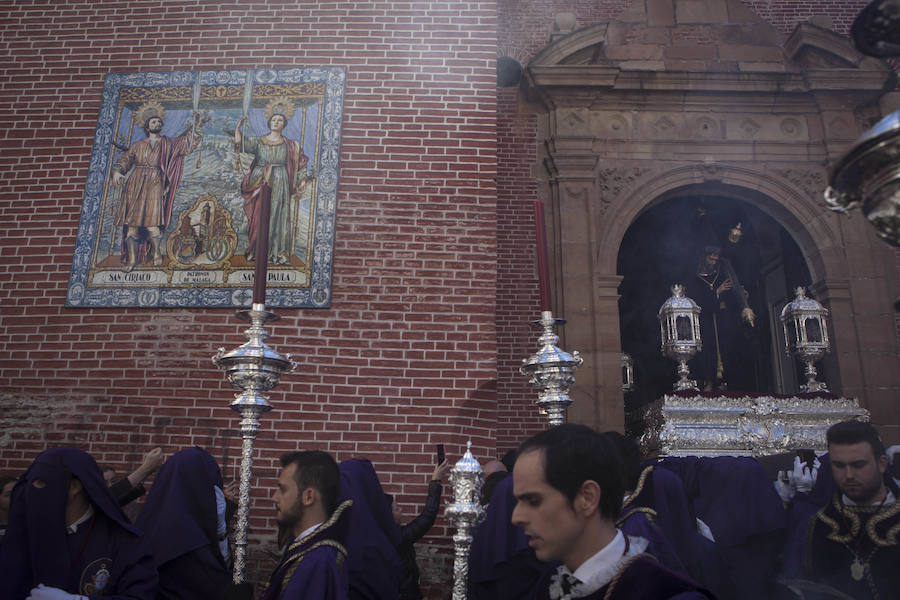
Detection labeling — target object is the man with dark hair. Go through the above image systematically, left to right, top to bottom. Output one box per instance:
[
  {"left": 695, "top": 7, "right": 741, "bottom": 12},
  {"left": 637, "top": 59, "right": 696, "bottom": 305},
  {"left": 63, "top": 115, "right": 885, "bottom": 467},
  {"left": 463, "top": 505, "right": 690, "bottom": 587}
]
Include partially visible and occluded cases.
[
  {"left": 803, "top": 420, "right": 900, "bottom": 599},
  {"left": 511, "top": 424, "right": 712, "bottom": 599},
  {"left": 261, "top": 450, "right": 353, "bottom": 600}
]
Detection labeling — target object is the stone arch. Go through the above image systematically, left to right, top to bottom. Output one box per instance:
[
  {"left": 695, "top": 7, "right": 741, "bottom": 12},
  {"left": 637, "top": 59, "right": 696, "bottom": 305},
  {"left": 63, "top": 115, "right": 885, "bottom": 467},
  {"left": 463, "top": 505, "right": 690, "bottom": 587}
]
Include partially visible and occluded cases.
[{"left": 595, "top": 164, "right": 846, "bottom": 286}]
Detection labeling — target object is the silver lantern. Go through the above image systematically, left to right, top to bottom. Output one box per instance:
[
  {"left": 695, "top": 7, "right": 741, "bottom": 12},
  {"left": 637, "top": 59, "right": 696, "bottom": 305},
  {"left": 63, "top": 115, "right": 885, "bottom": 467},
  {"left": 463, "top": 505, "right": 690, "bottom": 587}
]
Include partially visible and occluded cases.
[
  {"left": 824, "top": 110, "right": 900, "bottom": 247},
  {"left": 658, "top": 284, "right": 702, "bottom": 392},
  {"left": 780, "top": 287, "right": 831, "bottom": 393},
  {"left": 520, "top": 310, "right": 584, "bottom": 427},
  {"left": 621, "top": 352, "right": 634, "bottom": 392},
  {"left": 446, "top": 441, "right": 485, "bottom": 600}
]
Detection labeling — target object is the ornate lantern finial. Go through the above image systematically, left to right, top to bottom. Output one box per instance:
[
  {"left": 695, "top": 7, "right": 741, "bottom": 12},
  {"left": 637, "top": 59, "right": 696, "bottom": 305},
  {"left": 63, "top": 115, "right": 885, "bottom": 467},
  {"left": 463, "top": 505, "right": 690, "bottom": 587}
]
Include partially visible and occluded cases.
[
  {"left": 824, "top": 110, "right": 900, "bottom": 247},
  {"left": 658, "top": 284, "right": 702, "bottom": 391},
  {"left": 780, "top": 287, "right": 831, "bottom": 393},
  {"left": 520, "top": 311, "right": 584, "bottom": 427},
  {"left": 621, "top": 352, "right": 634, "bottom": 392},
  {"left": 446, "top": 441, "right": 485, "bottom": 600}
]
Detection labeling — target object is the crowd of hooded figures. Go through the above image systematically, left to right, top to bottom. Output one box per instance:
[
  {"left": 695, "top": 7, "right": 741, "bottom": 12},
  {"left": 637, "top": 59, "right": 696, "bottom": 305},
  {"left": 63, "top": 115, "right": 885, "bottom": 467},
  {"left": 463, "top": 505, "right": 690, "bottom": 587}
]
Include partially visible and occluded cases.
[{"left": 0, "top": 419, "right": 897, "bottom": 600}]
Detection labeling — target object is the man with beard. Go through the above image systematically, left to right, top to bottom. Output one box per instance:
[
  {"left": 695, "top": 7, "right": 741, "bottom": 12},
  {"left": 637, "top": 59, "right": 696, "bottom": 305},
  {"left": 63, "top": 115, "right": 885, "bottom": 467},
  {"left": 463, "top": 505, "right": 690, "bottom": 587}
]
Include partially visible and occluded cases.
[
  {"left": 112, "top": 103, "right": 201, "bottom": 271},
  {"left": 804, "top": 420, "right": 900, "bottom": 599},
  {"left": 511, "top": 425, "right": 713, "bottom": 600},
  {"left": 0, "top": 447, "right": 157, "bottom": 600},
  {"left": 261, "top": 450, "right": 352, "bottom": 600}
]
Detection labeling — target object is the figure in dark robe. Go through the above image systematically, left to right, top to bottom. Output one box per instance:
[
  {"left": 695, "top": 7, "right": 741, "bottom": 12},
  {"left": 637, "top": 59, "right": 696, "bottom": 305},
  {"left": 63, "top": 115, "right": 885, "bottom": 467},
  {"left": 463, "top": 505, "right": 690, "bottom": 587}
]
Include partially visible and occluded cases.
[
  {"left": 683, "top": 246, "right": 755, "bottom": 391},
  {"left": 0, "top": 447, "right": 158, "bottom": 600},
  {"left": 135, "top": 447, "right": 230, "bottom": 600},
  {"left": 780, "top": 453, "right": 834, "bottom": 579},
  {"left": 659, "top": 456, "right": 787, "bottom": 600},
  {"left": 338, "top": 458, "right": 404, "bottom": 600},
  {"left": 392, "top": 459, "right": 450, "bottom": 600},
  {"left": 616, "top": 467, "right": 688, "bottom": 576},
  {"left": 468, "top": 475, "right": 553, "bottom": 600},
  {"left": 803, "top": 492, "right": 900, "bottom": 600}
]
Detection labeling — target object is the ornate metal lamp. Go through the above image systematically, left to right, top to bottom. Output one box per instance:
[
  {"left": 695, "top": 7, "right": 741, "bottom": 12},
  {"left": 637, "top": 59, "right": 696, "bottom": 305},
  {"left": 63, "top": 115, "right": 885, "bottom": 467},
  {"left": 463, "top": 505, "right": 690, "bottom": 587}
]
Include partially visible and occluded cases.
[
  {"left": 851, "top": 0, "right": 900, "bottom": 58},
  {"left": 824, "top": 110, "right": 900, "bottom": 247},
  {"left": 658, "top": 284, "right": 702, "bottom": 392},
  {"left": 780, "top": 287, "right": 831, "bottom": 393},
  {"left": 212, "top": 303, "right": 296, "bottom": 582},
  {"left": 520, "top": 311, "right": 584, "bottom": 426},
  {"left": 621, "top": 352, "right": 634, "bottom": 392},
  {"left": 446, "top": 441, "right": 485, "bottom": 600}
]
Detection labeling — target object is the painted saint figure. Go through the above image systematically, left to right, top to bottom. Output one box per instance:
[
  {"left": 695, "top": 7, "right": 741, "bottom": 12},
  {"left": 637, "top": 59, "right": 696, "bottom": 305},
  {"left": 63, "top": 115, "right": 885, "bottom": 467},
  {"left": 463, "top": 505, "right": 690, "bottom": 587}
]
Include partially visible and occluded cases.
[
  {"left": 234, "top": 96, "right": 310, "bottom": 265},
  {"left": 112, "top": 102, "right": 201, "bottom": 271}
]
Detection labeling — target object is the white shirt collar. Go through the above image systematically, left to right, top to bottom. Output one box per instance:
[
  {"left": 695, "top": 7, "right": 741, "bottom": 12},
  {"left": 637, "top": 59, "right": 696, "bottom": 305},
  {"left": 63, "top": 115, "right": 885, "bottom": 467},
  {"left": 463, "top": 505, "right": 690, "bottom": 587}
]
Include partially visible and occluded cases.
[
  {"left": 842, "top": 489, "right": 896, "bottom": 507},
  {"left": 67, "top": 505, "right": 94, "bottom": 534},
  {"left": 294, "top": 521, "right": 323, "bottom": 542},
  {"left": 550, "top": 531, "right": 648, "bottom": 598}
]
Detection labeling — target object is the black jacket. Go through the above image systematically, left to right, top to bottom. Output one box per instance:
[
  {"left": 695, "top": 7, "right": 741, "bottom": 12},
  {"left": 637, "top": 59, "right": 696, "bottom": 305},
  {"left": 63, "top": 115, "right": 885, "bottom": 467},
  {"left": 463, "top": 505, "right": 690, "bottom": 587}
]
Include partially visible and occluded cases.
[{"left": 397, "top": 480, "right": 442, "bottom": 600}]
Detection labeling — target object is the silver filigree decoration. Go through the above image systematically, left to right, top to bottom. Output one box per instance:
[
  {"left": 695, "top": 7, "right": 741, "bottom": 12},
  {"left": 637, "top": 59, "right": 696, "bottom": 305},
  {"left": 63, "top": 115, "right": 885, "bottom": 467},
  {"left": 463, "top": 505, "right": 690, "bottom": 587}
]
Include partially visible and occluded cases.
[{"left": 645, "top": 393, "right": 869, "bottom": 457}]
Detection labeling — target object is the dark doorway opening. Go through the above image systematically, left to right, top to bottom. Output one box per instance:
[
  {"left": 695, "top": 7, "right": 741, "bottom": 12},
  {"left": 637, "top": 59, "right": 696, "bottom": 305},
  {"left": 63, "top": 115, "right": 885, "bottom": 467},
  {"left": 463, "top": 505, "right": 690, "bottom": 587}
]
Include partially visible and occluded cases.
[{"left": 617, "top": 192, "right": 812, "bottom": 412}]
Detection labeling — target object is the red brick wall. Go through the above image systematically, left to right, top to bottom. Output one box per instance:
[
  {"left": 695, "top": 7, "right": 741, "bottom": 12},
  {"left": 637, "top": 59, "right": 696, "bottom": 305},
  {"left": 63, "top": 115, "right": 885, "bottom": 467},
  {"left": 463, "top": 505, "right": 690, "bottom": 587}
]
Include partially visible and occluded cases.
[{"left": 0, "top": 1, "right": 497, "bottom": 594}]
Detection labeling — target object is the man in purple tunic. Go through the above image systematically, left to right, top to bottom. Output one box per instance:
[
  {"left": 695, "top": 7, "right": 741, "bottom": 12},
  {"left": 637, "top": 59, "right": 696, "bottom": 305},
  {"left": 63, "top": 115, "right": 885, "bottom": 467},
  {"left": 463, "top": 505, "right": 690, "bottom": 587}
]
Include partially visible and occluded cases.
[
  {"left": 511, "top": 425, "right": 714, "bottom": 600},
  {"left": 0, "top": 447, "right": 158, "bottom": 600},
  {"left": 261, "top": 450, "right": 352, "bottom": 600}
]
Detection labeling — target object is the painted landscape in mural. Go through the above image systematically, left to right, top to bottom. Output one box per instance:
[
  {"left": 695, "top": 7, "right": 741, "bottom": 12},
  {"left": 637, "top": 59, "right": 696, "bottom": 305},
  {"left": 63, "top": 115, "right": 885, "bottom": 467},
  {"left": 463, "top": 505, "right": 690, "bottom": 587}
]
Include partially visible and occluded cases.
[{"left": 67, "top": 68, "right": 345, "bottom": 308}]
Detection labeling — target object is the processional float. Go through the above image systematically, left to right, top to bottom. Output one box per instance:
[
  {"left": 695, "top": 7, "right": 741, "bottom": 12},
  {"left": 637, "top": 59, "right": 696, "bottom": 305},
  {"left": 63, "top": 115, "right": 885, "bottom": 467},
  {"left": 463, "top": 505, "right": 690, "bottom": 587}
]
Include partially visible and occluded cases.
[{"left": 638, "top": 279, "right": 866, "bottom": 458}]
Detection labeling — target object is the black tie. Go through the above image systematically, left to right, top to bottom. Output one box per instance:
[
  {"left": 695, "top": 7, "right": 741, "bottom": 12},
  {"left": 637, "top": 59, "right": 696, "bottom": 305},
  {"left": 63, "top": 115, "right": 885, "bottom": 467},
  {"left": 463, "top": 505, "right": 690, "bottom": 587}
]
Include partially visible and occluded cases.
[{"left": 560, "top": 573, "right": 581, "bottom": 597}]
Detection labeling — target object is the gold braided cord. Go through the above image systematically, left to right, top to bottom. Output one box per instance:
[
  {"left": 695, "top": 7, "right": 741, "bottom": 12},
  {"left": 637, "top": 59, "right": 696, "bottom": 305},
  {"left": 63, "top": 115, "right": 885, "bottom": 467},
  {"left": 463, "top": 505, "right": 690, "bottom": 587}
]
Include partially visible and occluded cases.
[
  {"left": 626, "top": 466, "right": 653, "bottom": 507},
  {"left": 260, "top": 499, "right": 352, "bottom": 599},
  {"left": 865, "top": 499, "right": 900, "bottom": 546},
  {"left": 615, "top": 507, "right": 658, "bottom": 528},
  {"left": 279, "top": 539, "right": 349, "bottom": 599},
  {"left": 602, "top": 553, "right": 657, "bottom": 600}
]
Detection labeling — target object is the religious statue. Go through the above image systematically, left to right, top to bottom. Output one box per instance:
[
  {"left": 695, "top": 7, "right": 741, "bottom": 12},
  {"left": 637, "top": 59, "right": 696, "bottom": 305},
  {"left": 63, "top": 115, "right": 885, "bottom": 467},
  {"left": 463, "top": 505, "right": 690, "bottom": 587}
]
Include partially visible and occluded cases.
[{"left": 684, "top": 245, "right": 756, "bottom": 391}]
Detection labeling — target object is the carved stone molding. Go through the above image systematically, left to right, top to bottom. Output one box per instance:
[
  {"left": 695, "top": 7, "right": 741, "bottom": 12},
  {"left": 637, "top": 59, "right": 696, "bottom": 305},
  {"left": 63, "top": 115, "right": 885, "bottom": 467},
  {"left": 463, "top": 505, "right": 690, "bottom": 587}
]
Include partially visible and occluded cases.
[
  {"left": 597, "top": 168, "right": 652, "bottom": 217},
  {"left": 772, "top": 168, "right": 828, "bottom": 203}
]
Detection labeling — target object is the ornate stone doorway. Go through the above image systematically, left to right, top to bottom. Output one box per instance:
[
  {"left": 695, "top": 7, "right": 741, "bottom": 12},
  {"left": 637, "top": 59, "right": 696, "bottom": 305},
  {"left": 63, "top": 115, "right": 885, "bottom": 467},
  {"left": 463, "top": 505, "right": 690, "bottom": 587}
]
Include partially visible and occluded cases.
[{"left": 522, "top": 0, "right": 899, "bottom": 434}]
